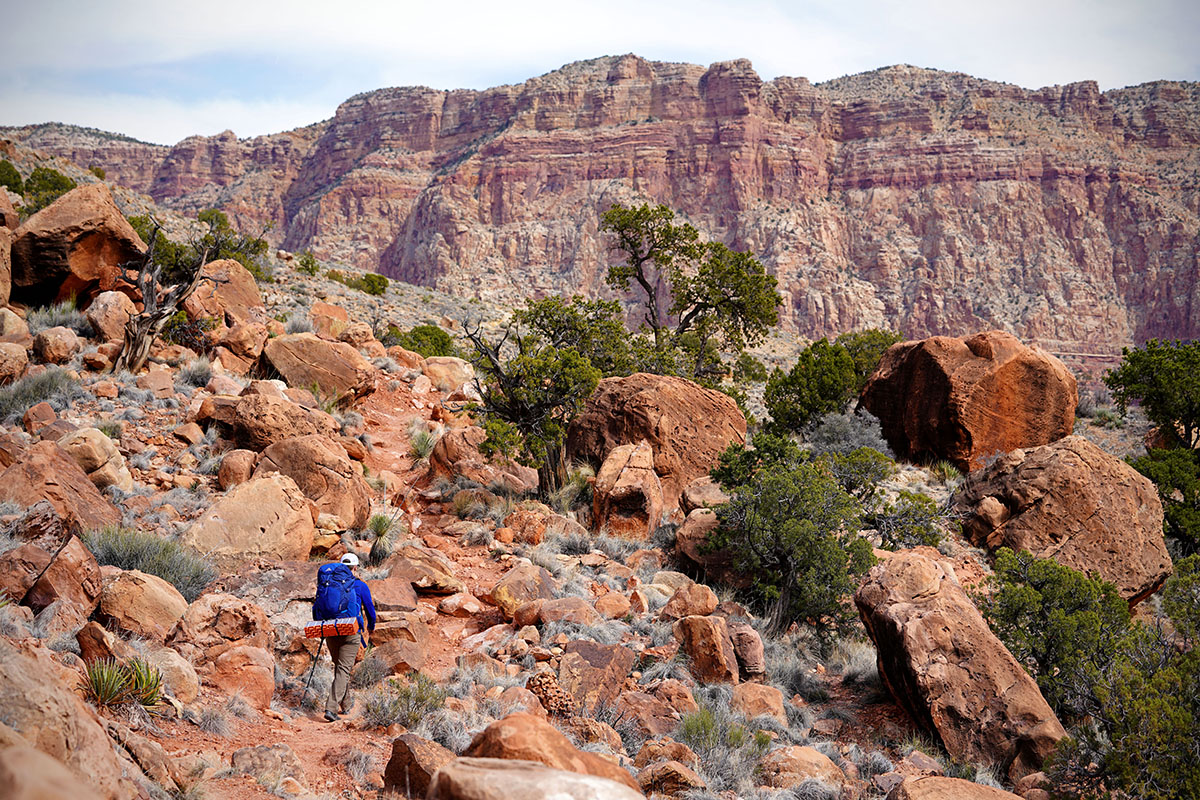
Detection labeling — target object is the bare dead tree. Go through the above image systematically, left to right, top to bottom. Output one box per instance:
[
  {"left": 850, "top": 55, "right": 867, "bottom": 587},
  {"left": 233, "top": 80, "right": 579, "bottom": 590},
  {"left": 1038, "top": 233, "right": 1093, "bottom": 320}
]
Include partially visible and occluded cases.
[{"left": 111, "top": 219, "right": 212, "bottom": 374}]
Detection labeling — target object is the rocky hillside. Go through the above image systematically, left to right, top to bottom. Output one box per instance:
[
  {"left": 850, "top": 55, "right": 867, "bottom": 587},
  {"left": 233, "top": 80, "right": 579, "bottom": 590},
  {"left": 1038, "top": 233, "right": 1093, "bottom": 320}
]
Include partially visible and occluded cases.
[{"left": 5, "top": 55, "right": 1199, "bottom": 352}]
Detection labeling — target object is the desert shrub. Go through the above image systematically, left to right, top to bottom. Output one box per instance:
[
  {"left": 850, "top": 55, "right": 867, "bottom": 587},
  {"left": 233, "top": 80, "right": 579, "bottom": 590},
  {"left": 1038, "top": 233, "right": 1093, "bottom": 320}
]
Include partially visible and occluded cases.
[
  {"left": 0, "top": 159, "right": 22, "bottom": 194},
  {"left": 89, "top": 165, "right": 106, "bottom": 179},
  {"left": 20, "top": 166, "right": 76, "bottom": 214},
  {"left": 296, "top": 250, "right": 319, "bottom": 275},
  {"left": 326, "top": 268, "right": 387, "bottom": 295},
  {"left": 27, "top": 299, "right": 90, "bottom": 336},
  {"left": 162, "top": 310, "right": 216, "bottom": 353},
  {"left": 285, "top": 314, "right": 313, "bottom": 334},
  {"left": 385, "top": 324, "right": 460, "bottom": 358},
  {"left": 1105, "top": 338, "right": 1200, "bottom": 448},
  {"left": 764, "top": 339, "right": 857, "bottom": 434},
  {"left": 178, "top": 356, "right": 213, "bottom": 388},
  {"left": 0, "top": 367, "right": 84, "bottom": 420},
  {"left": 1091, "top": 407, "right": 1124, "bottom": 429},
  {"left": 805, "top": 409, "right": 892, "bottom": 457},
  {"left": 410, "top": 426, "right": 438, "bottom": 460},
  {"left": 823, "top": 447, "right": 893, "bottom": 504},
  {"left": 1131, "top": 447, "right": 1200, "bottom": 555},
  {"left": 712, "top": 458, "right": 874, "bottom": 637},
  {"left": 928, "top": 459, "right": 961, "bottom": 485},
  {"left": 547, "top": 463, "right": 594, "bottom": 513},
  {"left": 870, "top": 491, "right": 945, "bottom": 550},
  {"left": 83, "top": 526, "right": 216, "bottom": 602},
  {"left": 976, "top": 548, "right": 1131, "bottom": 721},
  {"left": 828, "top": 638, "right": 880, "bottom": 688},
  {"left": 350, "top": 651, "right": 390, "bottom": 690},
  {"left": 126, "top": 657, "right": 164, "bottom": 708},
  {"left": 84, "top": 658, "right": 130, "bottom": 707},
  {"left": 362, "top": 673, "right": 446, "bottom": 729},
  {"left": 675, "top": 704, "right": 771, "bottom": 794},
  {"left": 196, "top": 706, "right": 231, "bottom": 737}
]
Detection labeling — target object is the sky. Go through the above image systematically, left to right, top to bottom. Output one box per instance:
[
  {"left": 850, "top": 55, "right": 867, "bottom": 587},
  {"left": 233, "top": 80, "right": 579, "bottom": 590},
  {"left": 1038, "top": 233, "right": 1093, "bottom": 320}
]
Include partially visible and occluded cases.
[{"left": 2, "top": 0, "right": 1197, "bottom": 145}]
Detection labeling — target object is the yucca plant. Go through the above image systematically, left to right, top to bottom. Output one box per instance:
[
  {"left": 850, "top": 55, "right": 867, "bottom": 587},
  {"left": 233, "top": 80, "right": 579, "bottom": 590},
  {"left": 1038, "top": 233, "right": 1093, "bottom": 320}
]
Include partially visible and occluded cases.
[
  {"left": 410, "top": 428, "right": 436, "bottom": 460},
  {"left": 929, "top": 459, "right": 961, "bottom": 484},
  {"left": 367, "top": 513, "right": 398, "bottom": 566},
  {"left": 85, "top": 658, "right": 131, "bottom": 707},
  {"left": 126, "top": 658, "right": 164, "bottom": 709}
]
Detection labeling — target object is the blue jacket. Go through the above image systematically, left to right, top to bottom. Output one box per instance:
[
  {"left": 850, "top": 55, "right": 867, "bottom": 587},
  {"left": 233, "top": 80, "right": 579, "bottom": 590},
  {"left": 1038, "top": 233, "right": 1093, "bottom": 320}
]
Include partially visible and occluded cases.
[{"left": 354, "top": 578, "right": 377, "bottom": 633}]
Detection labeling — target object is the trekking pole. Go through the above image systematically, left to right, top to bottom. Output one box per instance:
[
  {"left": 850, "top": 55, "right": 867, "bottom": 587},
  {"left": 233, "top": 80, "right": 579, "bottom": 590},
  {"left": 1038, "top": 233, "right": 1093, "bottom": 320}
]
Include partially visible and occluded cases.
[{"left": 303, "top": 636, "right": 326, "bottom": 698}]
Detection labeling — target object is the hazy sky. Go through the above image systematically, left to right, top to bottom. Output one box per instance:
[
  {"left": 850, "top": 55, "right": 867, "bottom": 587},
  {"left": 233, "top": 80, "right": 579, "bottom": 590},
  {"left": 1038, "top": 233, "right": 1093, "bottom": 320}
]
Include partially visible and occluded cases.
[{"left": 3, "top": 0, "right": 1197, "bottom": 145}]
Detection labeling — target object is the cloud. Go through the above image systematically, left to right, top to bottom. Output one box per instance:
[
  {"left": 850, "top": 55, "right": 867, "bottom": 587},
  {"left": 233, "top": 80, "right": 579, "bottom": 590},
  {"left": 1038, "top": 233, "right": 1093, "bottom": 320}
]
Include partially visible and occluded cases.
[{"left": 2, "top": 0, "right": 1197, "bottom": 143}]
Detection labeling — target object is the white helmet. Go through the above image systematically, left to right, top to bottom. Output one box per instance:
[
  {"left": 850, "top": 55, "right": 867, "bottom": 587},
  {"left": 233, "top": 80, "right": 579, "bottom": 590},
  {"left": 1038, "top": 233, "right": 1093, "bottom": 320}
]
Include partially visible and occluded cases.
[{"left": 340, "top": 553, "right": 360, "bottom": 567}]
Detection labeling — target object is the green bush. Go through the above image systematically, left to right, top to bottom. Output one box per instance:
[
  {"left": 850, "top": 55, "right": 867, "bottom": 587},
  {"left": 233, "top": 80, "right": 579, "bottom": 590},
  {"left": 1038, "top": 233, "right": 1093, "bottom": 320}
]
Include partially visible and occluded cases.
[
  {"left": 0, "top": 160, "right": 22, "bottom": 195},
  {"left": 89, "top": 165, "right": 106, "bottom": 180},
  {"left": 20, "top": 167, "right": 76, "bottom": 215},
  {"left": 129, "top": 209, "right": 271, "bottom": 285},
  {"left": 296, "top": 250, "right": 319, "bottom": 275},
  {"left": 357, "top": 273, "right": 388, "bottom": 295},
  {"left": 162, "top": 310, "right": 217, "bottom": 353},
  {"left": 384, "top": 324, "right": 460, "bottom": 358},
  {"left": 835, "top": 328, "right": 903, "bottom": 393},
  {"left": 764, "top": 338, "right": 857, "bottom": 434},
  {"left": 1105, "top": 339, "right": 1200, "bottom": 448},
  {"left": 0, "top": 368, "right": 83, "bottom": 420},
  {"left": 823, "top": 446, "right": 894, "bottom": 504},
  {"left": 1131, "top": 447, "right": 1200, "bottom": 554},
  {"left": 712, "top": 459, "right": 874, "bottom": 636},
  {"left": 870, "top": 490, "right": 945, "bottom": 550},
  {"left": 83, "top": 527, "right": 216, "bottom": 602},
  {"left": 976, "top": 548, "right": 1131, "bottom": 721},
  {"left": 84, "top": 658, "right": 130, "bottom": 707},
  {"left": 362, "top": 673, "right": 446, "bottom": 728}
]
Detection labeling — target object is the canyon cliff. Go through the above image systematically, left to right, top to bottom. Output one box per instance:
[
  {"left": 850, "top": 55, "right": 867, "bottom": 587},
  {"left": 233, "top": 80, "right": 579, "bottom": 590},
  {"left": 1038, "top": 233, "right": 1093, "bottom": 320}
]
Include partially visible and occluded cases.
[{"left": 6, "top": 55, "right": 1198, "bottom": 351}]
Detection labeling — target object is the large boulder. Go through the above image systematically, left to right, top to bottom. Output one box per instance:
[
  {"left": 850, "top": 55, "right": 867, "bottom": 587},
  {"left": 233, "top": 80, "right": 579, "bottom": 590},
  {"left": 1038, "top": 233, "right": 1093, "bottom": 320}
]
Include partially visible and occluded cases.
[
  {"left": 9, "top": 183, "right": 144, "bottom": 307},
  {"left": 181, "top": 258, "right": 264, "bottom": 327},
  {"left": 31, "top": 326, "right": 80, "bottom": 365},
  {"left": 860, "top": 331, "right": 1077, "bottom": 472},
  {"left": 261, "top": 333, "right": 376, "bottom": 403},
  {"left": 0, "top": 340, "right": 27, "bottom": 384},
  {"left": 422, "top": 356, "right": 475, "bottom": 392},
  {"left": 568, "top": 373, "right": 746, "bottom": 510},
  {"left": 227, "top": 393, "right": 339, "bottom": 451},
  {"left": 426, "top": 425, "right": 538, "bottom": 493},
  {"left": 57, "top": 427, "right": 133, "bottom": 492},
  {"left": 253, "top": 434, "right": 370, "bottom": 529},
  {"left": 954, "top": 435, "right": 1171, "bottom": 604},
  {"left": 0, "top": 440, "right": 120, "bottom": 533},
  {"left": 592, "top": 441, "right": 664, "bottom": 539},
  {"left": 182, "top": 474, "right": 315, "bottom": 566},
  {"left": 0, "top": 536, "right": 101, "bottom": 615},
  {"left": 387, "top": 542, "right": 468, "bottom": 595},
  {"left": 855, "top": 551, "right": 1066, "bottom": 781},
  {"left": 487, "top": 562, "right": 557, "bottom": 619},
  {"left": 96, "top": 569, "right": 188, "bottom": 643},
  {"left": 168, "top": 592, "right": 275, "bottom": 653},
  {"left": 372, "top": 611, "right": 430, "bottom": 673},
  {"left": 0, "top": 643, "right": 140, "bottom": 799},
  {"left": 463, "top": 712, "right": 642, "bottom": 792},
  {"left": 0, "top": 743, "right": 105, "bottom": 800},
  {"left": 758, "top": 745, "right": 846, "bottom": 790},
  {"left": 427, "top": 757, "right": 644, "bottom": 800}
]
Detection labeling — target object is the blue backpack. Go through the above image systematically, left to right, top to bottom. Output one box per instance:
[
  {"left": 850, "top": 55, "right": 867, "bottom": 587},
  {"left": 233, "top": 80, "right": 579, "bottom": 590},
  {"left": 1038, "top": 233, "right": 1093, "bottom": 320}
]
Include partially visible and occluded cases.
[{"left": 313, "top": 563, "right": 357, "bottom": 622}]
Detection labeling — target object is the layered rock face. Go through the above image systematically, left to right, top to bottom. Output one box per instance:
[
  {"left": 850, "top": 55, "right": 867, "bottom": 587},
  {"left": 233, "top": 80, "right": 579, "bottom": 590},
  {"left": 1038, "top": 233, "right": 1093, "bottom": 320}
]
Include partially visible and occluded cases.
[{"left": 7, "top": 57, "right": 1199, "bottom": 350}]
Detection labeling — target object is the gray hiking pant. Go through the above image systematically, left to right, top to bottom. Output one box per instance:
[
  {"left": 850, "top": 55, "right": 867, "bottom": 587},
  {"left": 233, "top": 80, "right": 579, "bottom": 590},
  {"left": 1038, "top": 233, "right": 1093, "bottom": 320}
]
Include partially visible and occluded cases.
[{"left": 325, "top": 634, "right": 359, "bottom": 713}]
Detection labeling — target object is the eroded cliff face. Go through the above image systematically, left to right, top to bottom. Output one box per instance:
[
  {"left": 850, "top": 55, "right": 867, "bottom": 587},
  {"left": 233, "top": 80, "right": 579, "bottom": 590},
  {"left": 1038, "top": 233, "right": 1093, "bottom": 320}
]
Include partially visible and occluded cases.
[{"left": 7, "top": 56, "right": 1198, "bottom": 350}]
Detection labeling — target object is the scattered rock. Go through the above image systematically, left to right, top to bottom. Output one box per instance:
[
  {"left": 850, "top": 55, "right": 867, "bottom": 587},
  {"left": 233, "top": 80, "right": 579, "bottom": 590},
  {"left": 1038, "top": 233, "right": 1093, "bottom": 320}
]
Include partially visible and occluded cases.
[
  {"left": 182, "top": 258, "right": 264, "bottom": 327},
  {"left": 85, "top": 291, "right": 135, "bottom": 342},
  {"left": 32, "top": 326, "right": 81, "bottom": 365},
  {"left": 262, "top": 333, "right": 376, "bottom": 402},
  {"left": 0, "top": 341, "right": 27, "bottom": 384},
  {"left": 422, "top": 356, "right": 474, "bottom": 392},
  {"left": 228, "top": 392, "right": 339, "bottom": 451},
  {"left": 57, "top": 427, "right": 133, "bottom": 492},
  {"left": 254, "top": 434, "right": 371, "bottom": 529},
  {"left": 0, "top": 441, "right": 120, "bottom": 533},
  {"left": 217, "top": 448, "right": 257, "bottom": 490},
  {"left": 183, "top": 474, "right": 315, "bottom": 566},
  {"left": 487, "top": 562, "right": 557, "bottom": 619},
  {"left": 96, "top": 569, "right": 188, "bottom": 642},
  {"left": 659, "top": 582, "right": 718, "bottom": 620},
  {"left": 673, "top": 615, "right": 739, "bottom": 684},
  {"left": 557, "top": 640, "right": 637, "bottom": 714},
  {"left": 730, "top": 682, "right": 787, "bottom": 725},
  {"left": 384, "top": 734, "right": 455, "bottom": 796},
  {"left": 758, "top": 745, "right": 847, "bottom": 789},
  {"left": 427, "top": 757, "right": 644, "bottom": 800},
  {"left": 638, "top": 760, "right": 706, "bottom": 795},
  {"left": 887, "top": 776, "right": 1024, "bottom": 800}
]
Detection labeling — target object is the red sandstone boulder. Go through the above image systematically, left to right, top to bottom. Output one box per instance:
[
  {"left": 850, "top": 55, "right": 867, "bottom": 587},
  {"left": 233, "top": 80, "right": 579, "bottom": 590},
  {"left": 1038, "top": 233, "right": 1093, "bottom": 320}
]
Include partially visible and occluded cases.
[
  {"left": 10, "top": 183, "right": 145, "bottom": 307},
  {"left": 0, "top": 192, "right": 17, "bottom": 230},
  {"left": 182, "top": 258, "right": 264, "bottom": 327},
  {"left": 85, "top": 290, "right": 136, "bottom": 342},
  {"left": 32, "top": 326, "right": 81, "bottom": 364},
  {"left": 860, "top": 331, "right": 1077, "bottom": 472},
  {"left": 262, "top": 333, "right": 376, "bottom": 403},
  {"left": 0, "top": 341, "right": 27, "bottom": 384},
  {"left": 422, "top": 356, "right": 475, "bottom": 392},
  {"left": 568, "top": 373, "right": 746, "bottom": 510},
  {"left": 228, "top": 393, "right": 339, "bottom": 451},
  {"left": 426, "top": 425, "right": 538, "bottom": 493},
  {"left": 57, "top": 427, "right": 133, "bottom": 492},
  {"left": 254, "top": 434, "right": 370, "bottom": 529},
  {"left": 954, "top": 435, "right": 1171, "bottom": 605},
  {"left": 0, "top": 441, "right": 120, "bottom": 533},
  {"left": 592, "top": 441, "right": 664, "bottom": 539},
  {"left": 217, "top": 448, "right": 258, "bottom": 490},
  {"left": 182, "top": 474, "right": 315, "bottom": 566},
  {"left": 0, "top": 537, "right": 101, "bottom": 615},
  {"left": 387, "top": 542, "right": 468, "bottom": 595},
  {"left": 855, "top": 551, "right": 1065, "bottom": 781},
  {"left": 487, "top": 562, "right": 557, "bottom": 619},
  {"left": 96, "top": 569, "right": 188, "bottom": 643},
  {"left": 659, "top": 582, "right": 719, "bottom": 620},
  {"left": 168, "top": 592, "right": 275, "bottom": 654},
  {"left": 372, "top": 611, "right": 430, "bottom": 673},
  {"left": 673, "top": 615, "right": 739, "bottom": 684},
  {"left": 557, "top": 641, "right": 637, "bottom": 714},
  {"left": 0, "top": 644, "right": 140, "bottom": 799},
  {"left": 205, "top": 644, "right": 275, "bottom": 710},
  {"left": 730, "top": 682, "right": 786, "bottom": 724},
  {"left": 463, "top": 712, "right": 642, "bottom": 792},
  {"left": 384, "top": 734, "right": 455, "bottom": 796},
  {"left": 0, "top": 743, "right": 105, "bottom": 800},
  {"left": 758, "top": 746, "right": 846, "bottom": 790},
  {"left": 427, "top": 757, "right": 644, "bottom": 800},
  {"left": 638, "top": 760, "right": 706, "bottom": 795},
  {"left": 887, "top": 776, "right": 1024, "bottom": 800}
]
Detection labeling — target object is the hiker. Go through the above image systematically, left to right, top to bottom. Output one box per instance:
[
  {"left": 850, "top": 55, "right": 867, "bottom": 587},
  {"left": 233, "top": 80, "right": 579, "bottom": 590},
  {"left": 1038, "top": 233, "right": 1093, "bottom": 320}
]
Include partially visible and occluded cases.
[{"left": 311, "top": 552, "right": 376, "bottom": 722}]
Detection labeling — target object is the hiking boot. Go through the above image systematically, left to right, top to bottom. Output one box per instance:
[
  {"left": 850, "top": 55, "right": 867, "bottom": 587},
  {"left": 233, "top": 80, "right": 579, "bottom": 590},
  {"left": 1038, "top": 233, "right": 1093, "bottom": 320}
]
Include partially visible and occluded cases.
[{"left": 323, "top": 710, "right": 340, "bottom": 722}]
